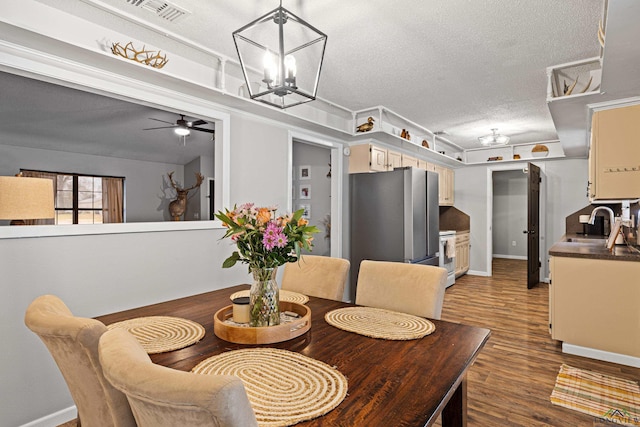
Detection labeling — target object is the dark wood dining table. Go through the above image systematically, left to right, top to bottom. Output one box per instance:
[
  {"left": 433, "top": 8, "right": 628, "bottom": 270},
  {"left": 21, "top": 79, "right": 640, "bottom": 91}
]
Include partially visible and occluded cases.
[{"left": 96, "top": 285, "right": 490, "bottom": 427}]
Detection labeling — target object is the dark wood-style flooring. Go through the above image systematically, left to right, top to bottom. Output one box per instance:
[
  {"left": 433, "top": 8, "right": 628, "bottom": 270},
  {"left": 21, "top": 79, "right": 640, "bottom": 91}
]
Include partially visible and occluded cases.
[
  {"left": 58, "top": 258, "right": 639, "bottom": 427},
  {"left": 435, "top": 258, "right": 639, "bottom": 427}
]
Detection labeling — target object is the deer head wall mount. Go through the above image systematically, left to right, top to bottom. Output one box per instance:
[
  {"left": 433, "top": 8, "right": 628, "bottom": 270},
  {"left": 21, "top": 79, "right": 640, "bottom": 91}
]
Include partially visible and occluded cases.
[{"left": 167, "top": 171, "right": 204, "bottom": 221}]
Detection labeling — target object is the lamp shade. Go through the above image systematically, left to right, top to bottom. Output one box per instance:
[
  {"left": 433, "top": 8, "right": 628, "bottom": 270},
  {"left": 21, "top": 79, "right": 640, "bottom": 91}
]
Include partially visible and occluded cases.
[{"left": 0, "top": 176, "right": 55, "bottom": 221}]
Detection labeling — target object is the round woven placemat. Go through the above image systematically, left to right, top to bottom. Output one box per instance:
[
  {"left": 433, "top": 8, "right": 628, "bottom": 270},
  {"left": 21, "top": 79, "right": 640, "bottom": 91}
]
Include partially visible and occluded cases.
[
  {"left": 230, "top": 289, "right": 309, "bottom": 304},
  {"left": 324, "top": 307, "right": 435, "bottom": 340},
  {"left": 107, "top": 316, "right": 205, "bottom": 354},
  {"left": 192, "top": 348, "right": 347, "bottom": 427}
]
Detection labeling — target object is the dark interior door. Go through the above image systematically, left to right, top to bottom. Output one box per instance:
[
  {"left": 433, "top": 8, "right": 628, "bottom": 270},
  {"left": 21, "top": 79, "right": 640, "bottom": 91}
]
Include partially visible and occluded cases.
[{"left": 525, "top": 163, "right": 541, "bottom": 289}]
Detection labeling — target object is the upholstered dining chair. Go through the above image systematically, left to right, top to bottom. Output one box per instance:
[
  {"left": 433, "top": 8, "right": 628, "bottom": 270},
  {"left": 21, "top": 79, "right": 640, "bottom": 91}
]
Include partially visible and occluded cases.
[
  {"left": 281, "top": 255, "right": 350, "bottom": 301},
  {"left": 355, "top": 260, "right": 448, "bottom": 319},
  {"left": 24, "top": 294, "right": 136, "bottom": 427},
  {"left": 99, "top": 328, "right": 258, "bottom": 427}
]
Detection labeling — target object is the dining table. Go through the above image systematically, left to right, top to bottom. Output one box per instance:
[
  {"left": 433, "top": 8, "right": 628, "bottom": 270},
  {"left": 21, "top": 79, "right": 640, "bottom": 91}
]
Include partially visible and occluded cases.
[{"left": 96, "top": 284, "right": 490, "bottom": 427}]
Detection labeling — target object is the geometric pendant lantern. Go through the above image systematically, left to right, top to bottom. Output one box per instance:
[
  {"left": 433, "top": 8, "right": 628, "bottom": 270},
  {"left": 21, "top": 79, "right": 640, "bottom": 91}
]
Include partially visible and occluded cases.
[{"left": 233, "top": 1, "right": 327, "bottom": 109}]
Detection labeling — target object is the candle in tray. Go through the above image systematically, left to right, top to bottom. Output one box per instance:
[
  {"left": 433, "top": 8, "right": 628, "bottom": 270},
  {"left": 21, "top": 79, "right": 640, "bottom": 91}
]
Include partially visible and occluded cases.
[{"left": 232, "top": 297, "right": 250, "bottom": 324}]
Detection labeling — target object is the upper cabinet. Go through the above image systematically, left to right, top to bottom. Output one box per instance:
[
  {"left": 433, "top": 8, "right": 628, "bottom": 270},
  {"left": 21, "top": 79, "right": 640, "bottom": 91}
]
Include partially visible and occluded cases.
[
  {"left": 588, "top": 104, "right": 640, "bottom": 200},
  {"left": 348, "top": 142, "right": 455, "bottom": 206},
  {"left": 348, "top": 143, "right": 402, "bottom": 173},
  {"left": 434, "top": 164, "right": 455, "bottom": 206}
]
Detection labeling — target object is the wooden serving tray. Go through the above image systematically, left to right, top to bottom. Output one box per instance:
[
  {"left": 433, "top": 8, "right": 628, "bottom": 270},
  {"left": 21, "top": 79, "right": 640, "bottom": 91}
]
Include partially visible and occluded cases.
[{"left": 213, "top": 301, "right": 311, "bottom": 344}]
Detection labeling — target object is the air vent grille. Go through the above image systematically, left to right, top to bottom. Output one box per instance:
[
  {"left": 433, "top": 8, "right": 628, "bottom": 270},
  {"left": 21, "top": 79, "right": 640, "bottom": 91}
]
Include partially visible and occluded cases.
[{"left": 125, "top": 0, "right": 190, "bottom": 23}]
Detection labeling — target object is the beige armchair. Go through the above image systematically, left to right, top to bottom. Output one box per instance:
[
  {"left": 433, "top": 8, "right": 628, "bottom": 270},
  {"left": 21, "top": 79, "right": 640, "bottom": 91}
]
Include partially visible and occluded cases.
[
  {"left": 281, "top": 255, "right": 350, "bottom": 301},
  {"left": 355, "top": 260, "right": 448, "bottom": 319},
  {"left": 24, "top": 295, "right": 136, "bottom": 427},
  {"left": 99, "top": 328, "right": 258, "bottom": 427}
]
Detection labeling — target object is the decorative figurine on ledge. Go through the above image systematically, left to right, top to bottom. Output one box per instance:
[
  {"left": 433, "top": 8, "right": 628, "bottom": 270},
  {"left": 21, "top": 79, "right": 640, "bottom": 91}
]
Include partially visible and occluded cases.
[
  {"left": 356, "top": 117, "right": 375, "bottom": 133},
  {"left": 401, "top": 129, "right": 411, "bottom": 140},
  {"left": 167, "top": 171, "right": 204, "bottom": 221}
]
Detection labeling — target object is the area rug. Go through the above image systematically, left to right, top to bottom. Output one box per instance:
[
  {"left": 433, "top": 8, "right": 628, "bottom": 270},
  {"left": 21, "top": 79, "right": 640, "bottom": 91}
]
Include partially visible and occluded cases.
[{"left": 550, "top": 364, "right": 640, "bottom": 426}]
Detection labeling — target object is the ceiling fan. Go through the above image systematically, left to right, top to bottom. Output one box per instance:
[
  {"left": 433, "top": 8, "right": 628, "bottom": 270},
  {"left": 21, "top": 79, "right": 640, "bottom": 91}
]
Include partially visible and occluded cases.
[{"left": 143, "top": 114, "right": 215, "bottom": 136}]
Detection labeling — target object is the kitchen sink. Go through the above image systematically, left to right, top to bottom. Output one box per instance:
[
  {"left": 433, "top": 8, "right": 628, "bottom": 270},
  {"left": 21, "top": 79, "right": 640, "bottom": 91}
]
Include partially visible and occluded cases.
[{"left": 565, "top": 237, "right": 607, "bottom": 244}]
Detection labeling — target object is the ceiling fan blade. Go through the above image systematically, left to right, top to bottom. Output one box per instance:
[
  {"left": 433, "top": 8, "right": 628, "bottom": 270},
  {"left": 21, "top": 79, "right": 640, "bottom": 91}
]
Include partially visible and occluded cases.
[
  {"left": 148, "top": 118, "right": 176, "bottom": 125},
  {"left": 191, "top": 119, "right": 207, "bottom": 126},
  {"left": 143, "top": 125, "right": 176, "bottom": 130},
  {"left": 190, "top": 126, "right": 215, "bottom": 134}
]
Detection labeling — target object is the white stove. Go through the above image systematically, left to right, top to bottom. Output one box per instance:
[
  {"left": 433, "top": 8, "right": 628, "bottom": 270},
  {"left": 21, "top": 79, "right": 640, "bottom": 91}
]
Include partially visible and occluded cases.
[{"left": 439, "top": 230, "right": 456, "bottom": 288}]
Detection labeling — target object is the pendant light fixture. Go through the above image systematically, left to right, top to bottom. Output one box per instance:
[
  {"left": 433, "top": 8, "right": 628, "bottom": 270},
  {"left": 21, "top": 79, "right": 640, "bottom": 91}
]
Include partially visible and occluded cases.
[
  {"left": 233, "top": 1, "right": 327, "bottom": 109},
  {"left": 478, "top": 128, "right": 510, "bottom": 146}
]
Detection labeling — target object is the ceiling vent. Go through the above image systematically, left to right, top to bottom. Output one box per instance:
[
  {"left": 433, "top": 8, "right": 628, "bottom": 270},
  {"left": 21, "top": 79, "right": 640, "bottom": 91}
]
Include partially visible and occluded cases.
[{"left": 125, "top": 0, "right": 190, "bottom": 23}]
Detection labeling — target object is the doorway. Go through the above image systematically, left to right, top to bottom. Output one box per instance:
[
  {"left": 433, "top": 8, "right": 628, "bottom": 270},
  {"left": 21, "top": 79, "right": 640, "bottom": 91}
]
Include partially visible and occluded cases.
[
  {"left": 292, "top": 139, "right": 334, "bottom": 257},
  {"left": 486, "top": 164, "right": 546, "bottom": 282},
  {"left": 492, "top": 170, "right": 528, "bottom": 263}
]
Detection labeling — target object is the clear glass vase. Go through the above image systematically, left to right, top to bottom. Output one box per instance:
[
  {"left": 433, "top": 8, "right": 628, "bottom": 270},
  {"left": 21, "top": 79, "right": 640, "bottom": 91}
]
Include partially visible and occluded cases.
[{"left": 249, "top": 267, "right": 280, "bottom": 327}]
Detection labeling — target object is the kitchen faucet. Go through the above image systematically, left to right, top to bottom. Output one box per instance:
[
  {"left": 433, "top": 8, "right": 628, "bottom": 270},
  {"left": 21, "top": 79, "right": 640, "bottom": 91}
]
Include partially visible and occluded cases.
[
  {"left": 588, "top": 206, "right": 615, "bottom": 227},
  {"left": 588, "top": 206, "right": 617, "bottom": 247}
]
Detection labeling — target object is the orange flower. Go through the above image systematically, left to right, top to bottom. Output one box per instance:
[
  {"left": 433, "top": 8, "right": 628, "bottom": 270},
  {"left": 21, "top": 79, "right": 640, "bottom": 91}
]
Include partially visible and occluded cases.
[
  {"left": 256, "top": 208, "right": 271, "bottom": 225},
  {"left": 279, "top": 215, "right": 291, "bottom": 226},
  {"left": 297, "top": 218, "right": 308, "bottom": 227}
]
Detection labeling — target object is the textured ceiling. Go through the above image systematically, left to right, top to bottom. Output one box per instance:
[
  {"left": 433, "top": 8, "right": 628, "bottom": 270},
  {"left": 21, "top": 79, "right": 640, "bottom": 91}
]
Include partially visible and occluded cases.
[{"left": 17, "top": 0, "right": 604, "bottom": 153}]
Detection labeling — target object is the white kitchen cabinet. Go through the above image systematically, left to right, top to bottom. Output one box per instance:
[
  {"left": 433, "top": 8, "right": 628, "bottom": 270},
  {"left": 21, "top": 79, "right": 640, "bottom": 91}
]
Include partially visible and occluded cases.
[{"left": 588, "top": 104, "right": 640, "bottom": 200}]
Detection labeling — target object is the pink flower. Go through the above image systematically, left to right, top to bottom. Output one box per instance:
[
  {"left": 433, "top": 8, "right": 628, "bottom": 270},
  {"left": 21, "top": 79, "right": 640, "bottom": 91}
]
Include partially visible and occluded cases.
[{"left": 262, "top": 222, "right": 288, "bottom": 250}]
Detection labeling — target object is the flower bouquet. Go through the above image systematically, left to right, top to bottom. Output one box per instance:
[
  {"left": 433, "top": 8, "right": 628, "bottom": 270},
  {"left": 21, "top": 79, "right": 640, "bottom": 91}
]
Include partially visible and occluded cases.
[{"left": 216, "top": 203, "right": 319, "bottom": 326}]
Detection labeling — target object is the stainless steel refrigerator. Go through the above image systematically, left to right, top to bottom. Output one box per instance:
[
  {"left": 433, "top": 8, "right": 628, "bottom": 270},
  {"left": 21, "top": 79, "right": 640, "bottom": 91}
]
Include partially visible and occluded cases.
[{"left": 349, "top": 167, "right": 440, "bottom": 301}]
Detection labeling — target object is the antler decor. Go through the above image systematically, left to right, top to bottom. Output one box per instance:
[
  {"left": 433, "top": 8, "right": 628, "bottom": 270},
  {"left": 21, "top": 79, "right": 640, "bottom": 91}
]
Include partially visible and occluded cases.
[
  {"left": 110, "top": 42, "right": 169, "bottom": 69},
  {"left": 167, "top": 172, "right": 204, "bottom": 221}
]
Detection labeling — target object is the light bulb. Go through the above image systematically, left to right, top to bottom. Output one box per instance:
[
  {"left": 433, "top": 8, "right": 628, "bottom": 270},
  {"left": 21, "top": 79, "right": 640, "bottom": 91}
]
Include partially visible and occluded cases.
[
  {"left": 263, "top": 51, "right": 277, "bottom": 83},
  {"left": 284, "top": 55, "right": 296, "bottom": 79},
  {"left": 174, "top": 127, "right": 190, "bottom": 136}
]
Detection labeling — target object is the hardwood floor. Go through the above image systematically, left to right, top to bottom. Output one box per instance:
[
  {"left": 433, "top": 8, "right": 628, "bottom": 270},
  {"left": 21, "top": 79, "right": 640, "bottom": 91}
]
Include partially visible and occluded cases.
[
  {"left": 58, "top": 258, "right": 639, "bottom": 426},
  {"left": 436, "top": 258, "right": 639, "bottom": 427}
]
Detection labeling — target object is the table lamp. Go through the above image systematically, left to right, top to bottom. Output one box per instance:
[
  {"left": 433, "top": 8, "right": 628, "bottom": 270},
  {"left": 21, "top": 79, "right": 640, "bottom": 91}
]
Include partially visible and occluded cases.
[{"left": 0, "top": 176, "right": 55, "bottom": 225}]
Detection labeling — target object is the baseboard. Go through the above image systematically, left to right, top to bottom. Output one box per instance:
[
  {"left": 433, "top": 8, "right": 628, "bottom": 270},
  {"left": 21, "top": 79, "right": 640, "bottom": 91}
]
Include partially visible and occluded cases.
[
  {"left": 492, "top": 254, "right": 527, "bottom": 260},
  {"left": 467, "top": 269, "right": 490, "bottom": 277},
  {"left": 562, "top": 343, "right": 640, "bottom": 368},
  {"left": 20, "top": 406, "right": 76, "bottom": 427}
]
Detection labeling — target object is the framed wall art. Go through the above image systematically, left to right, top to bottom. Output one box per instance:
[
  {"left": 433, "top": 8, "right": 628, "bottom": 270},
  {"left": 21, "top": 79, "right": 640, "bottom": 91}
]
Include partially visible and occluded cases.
[
  {"left": 299, "top": 165, "right": 311, "bottom": 180},
  {"left": 299, "top": 184, "right": 311, "bottom": 199},
  {"left": 298, "top": 203, "right": 311, "bottom": 219}
]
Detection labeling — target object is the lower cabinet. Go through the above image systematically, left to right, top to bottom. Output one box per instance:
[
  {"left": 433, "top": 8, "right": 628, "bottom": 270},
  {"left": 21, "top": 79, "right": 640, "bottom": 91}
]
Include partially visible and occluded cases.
[
  {"left": 455, "top": 232, "right": 470, "bottom": 277},
  {"left": 549, "top": 256, "right": 640, "bottom": 358}
]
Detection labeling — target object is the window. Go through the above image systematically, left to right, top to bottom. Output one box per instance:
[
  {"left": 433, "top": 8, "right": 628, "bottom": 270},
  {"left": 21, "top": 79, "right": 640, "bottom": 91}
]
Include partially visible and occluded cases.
[
  {"left": 21, "top": 170, "right": 124, "bottom": 224},
  {"left": 56, "top": 174, "right": 104, "bottom": 224}
]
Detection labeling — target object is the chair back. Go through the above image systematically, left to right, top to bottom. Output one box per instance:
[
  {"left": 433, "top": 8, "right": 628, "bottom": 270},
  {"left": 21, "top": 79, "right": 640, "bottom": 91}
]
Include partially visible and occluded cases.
[
  {"left": 282, "top": 255, "right": 350, "bottom": 301},
  {"left": 355, "top": 260, "right": 448, "bottom": 319},
  {"left": 24, "top": 295, "right": 136, "bottom": 427},
  {"left": 99, "top": 328, "right": 258, "bottom": 427}
]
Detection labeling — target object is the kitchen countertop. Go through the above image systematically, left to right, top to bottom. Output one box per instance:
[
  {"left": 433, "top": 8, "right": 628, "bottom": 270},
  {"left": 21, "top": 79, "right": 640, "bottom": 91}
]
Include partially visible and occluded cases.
[{"left": 549, "top": 233, "right": 640, "bottom": 262}]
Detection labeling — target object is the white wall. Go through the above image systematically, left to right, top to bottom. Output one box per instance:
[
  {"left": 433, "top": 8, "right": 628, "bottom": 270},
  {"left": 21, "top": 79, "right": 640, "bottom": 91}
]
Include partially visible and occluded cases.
[
  {"left": 1, "top": 112, "right": 297, "bottom": 427},
  {"left": 454, "top": 158, "right": 589, "bottom": 279},
  {"left": 492, "top": 170, "right": 527, "bottom": 258}
]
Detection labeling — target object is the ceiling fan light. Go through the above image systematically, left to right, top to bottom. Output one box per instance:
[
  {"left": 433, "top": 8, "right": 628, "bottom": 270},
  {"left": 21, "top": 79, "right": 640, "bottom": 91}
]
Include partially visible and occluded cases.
[
  {"left": 174, "top": 127, "right": 190, "bottom": 136},
  {"left": 478, "top": 128, "right": 509, "bottom": 146}
]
